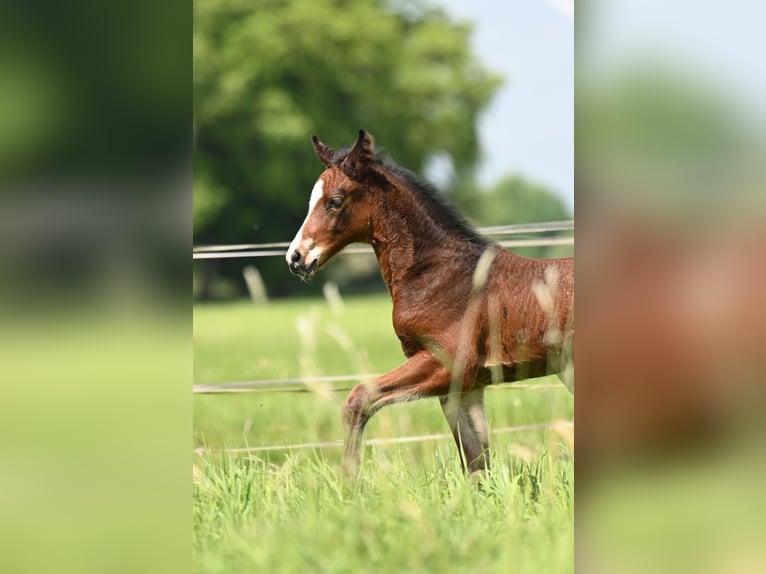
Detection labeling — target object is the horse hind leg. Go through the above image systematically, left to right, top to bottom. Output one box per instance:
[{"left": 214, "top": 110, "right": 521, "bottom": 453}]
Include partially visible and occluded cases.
[
  {"left": 555, "top": 335, "right": 574, "bottom": 394},
  {"left": 439, "top": 386, "right": 490, "bottom": 476}
]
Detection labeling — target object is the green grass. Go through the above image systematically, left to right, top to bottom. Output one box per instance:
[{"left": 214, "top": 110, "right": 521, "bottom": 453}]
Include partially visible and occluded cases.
[{"left": 194, "top": 294, "right": 574, "bottom": 573}]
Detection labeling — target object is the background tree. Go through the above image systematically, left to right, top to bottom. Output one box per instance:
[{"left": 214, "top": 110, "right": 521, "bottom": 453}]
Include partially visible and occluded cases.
[
  {"left": 193, "top": 0, "right": 501, "bottom": 298},
  {"left": 452, "top": 174, "right": 572, "bottom": 259},
  {"left": 479, "top": 175, "right": 570, "bottom": 227}
]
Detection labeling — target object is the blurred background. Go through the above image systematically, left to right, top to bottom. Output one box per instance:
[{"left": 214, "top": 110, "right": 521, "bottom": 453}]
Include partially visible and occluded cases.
[
  {"left": 577, "top": 1, "right": 766, "bottom": 573},
  {"left": 0, "top": 2, "right": 191, "bottom": 574}
]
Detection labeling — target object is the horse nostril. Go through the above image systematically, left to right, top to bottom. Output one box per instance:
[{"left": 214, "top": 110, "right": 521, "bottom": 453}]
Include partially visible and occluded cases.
[{"left": 291, "top": 250, "right": 302, "bottom": 264}]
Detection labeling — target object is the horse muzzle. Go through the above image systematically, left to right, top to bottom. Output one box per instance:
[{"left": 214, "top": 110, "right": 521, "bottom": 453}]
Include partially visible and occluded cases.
[{"left": 287, "top": 251, "right": 319, "bottom": 279}]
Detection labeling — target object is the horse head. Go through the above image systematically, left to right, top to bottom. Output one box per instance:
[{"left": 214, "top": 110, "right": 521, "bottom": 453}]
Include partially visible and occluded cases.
[{"left": 286, "top": 129, "right": 379, "bottom": 279}]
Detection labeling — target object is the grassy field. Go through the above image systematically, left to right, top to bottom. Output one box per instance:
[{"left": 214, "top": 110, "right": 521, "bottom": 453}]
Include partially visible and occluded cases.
[{"left": 193, "top": 294, "right": 574, "bottom": 573}]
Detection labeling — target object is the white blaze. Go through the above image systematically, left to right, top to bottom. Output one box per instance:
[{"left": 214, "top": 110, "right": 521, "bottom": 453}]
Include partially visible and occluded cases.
[
  {"left": 308, "top": 177, "right": 324, "bottom": 211},
  {"left": 286, "top": 178, "right": 325, "bottom": 264}
]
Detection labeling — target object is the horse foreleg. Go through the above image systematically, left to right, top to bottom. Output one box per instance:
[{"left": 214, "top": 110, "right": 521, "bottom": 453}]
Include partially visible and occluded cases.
[
  {"left": 342, "top": 350, "right": 452, "bottom": 475},
  {"left": 439, "top": 386, "right": 490, "bottom": 475}
]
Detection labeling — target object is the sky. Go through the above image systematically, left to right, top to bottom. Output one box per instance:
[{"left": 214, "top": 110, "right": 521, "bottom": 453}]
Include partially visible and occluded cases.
[
  {"left": 433, "top": 0, "right": 574, "bottom": 210},
  {"left": 429, "top": 2, "right": 764, "bottom": 215}
]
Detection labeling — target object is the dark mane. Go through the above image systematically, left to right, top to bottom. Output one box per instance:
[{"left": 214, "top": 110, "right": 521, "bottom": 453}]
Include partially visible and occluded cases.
[
  {"left": 329, "top": 142, "right": 487, "bottom": 245},
  {"left": 328, "top": 144, "right": 356, "bottom": 166},
  {"left": 378, "top": 155, "right": 488, "bottom": 246}
]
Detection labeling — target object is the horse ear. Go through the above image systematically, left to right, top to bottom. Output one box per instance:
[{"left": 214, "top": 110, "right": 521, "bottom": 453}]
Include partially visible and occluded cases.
[
  {"left": 341, "top": 129, "right": 376, "bottom": 178},
  {"left": 312, "top": 135, "right": 335, "bottom": 167}
]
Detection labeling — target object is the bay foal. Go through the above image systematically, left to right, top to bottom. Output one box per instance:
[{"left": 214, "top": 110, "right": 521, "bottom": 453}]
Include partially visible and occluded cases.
[{"left": 287, "top": 130, "right": 574, "bottom": 475}]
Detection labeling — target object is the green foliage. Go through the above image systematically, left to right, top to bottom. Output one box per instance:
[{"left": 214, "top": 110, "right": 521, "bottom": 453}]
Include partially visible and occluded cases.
[
  {"left": 193, "top": 0, "right": 502, "bottom": 295},
  {"left": 576, "top": 65, "right": 755, "bottom": 220},
  {"left": 578, "top": 67, "right": 743, "bottom": 162},
  {"left": 453, "top": 174, "right": 572, "bottom": 258},
  {"left": 479, "top": 175, "right": 570, "bottom": 226}
]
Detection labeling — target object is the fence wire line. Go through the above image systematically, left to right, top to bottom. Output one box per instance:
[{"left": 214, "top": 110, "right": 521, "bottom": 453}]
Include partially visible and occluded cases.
[
  {"left": 193, "top": 220, "right": 574, "bottom": 259},
  {"left": 193, "top": 220, "right": 574, "bottom": 449},
  {"left": 193, "top": 237, "right": 573, "bottom": 260},
  {"left": 193, "top": 373, "right": 381, "bottom": 393},
  {"left": 193, "top": 376, "right": 563, "bottom": 394},
  {"left": 195, "top": 421, "right": 574, "bottom": 455}
]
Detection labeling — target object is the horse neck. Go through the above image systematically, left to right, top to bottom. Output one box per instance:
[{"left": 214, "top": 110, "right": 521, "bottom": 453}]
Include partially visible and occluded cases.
[{"left": 367, "top": 176, "right": 485, "bottom": 296}]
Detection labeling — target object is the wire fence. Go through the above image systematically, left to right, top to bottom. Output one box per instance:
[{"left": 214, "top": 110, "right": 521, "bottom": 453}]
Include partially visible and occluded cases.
[
  {"left": 193, "top": 219, "right": 574, "bottom": 452},
  {"left": 192, "top": 220, "right": 574, "bottom": 259},
  {"left": 193, "top": 375, "right": 563, "bottom": 394},
  {"left": 195, "top": 421, "right": 574, "bottom": 455}
]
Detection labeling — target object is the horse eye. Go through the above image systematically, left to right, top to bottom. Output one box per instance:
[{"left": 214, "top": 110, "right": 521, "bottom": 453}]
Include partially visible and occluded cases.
[{"left": 328, "top": 197, "right": 344, "bottom": 209}]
